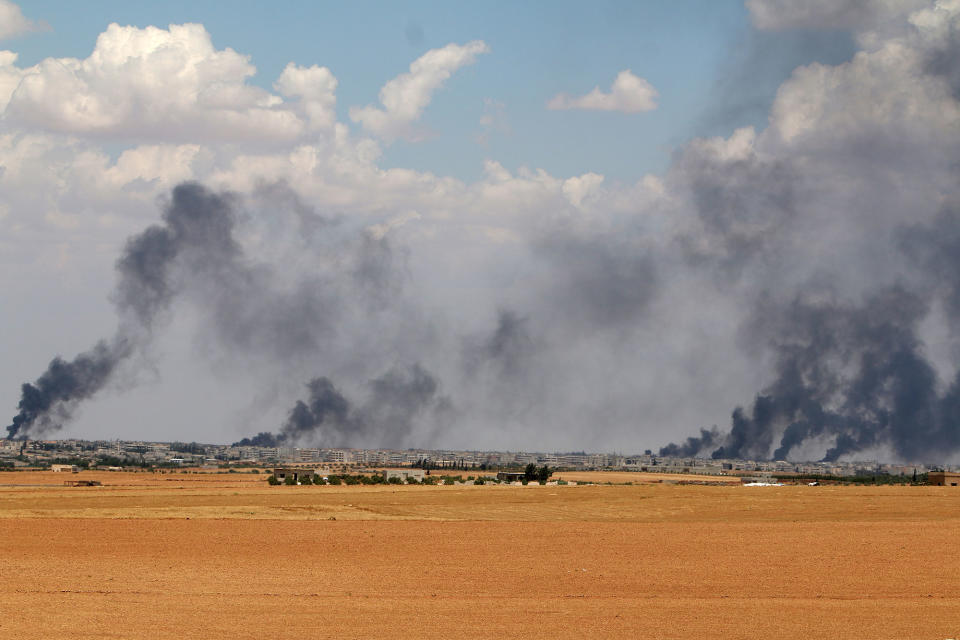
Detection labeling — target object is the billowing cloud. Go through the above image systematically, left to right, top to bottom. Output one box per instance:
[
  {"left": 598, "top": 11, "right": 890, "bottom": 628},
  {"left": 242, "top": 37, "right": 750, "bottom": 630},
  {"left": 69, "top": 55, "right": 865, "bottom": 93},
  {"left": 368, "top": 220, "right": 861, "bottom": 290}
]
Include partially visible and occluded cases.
[
  {"left": 0, "top": 0, "right": 45, "bottom": 40},
  {"left": 1, "top": 23, "right": 335, "bottom": 144},
  {"left": 349, "top": 40, "right": 489, "bottom": 141},
  {"left": 275, "top": 63, "right": 338, "bottom": 132},
  {"left": 547, "top": 70, "right": 658, "bottom": 113}
]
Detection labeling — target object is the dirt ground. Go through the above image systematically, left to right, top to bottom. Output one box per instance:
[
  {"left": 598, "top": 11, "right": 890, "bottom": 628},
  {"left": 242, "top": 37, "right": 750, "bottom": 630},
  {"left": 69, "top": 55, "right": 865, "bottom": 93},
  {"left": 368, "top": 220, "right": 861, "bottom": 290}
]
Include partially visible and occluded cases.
[{"left": 1, "top": 471, "right": 958, "bottom": 639}]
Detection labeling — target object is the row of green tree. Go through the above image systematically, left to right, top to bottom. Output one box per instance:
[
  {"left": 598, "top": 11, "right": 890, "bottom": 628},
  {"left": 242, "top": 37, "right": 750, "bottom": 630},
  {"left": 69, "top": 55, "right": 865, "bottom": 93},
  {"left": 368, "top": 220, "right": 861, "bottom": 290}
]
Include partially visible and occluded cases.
[
  {"left": 266, "top": 469, "right": 557, "bottom": 486},
  {"left": 786, "top": 471, "right": 929, "bottom": 485},
  {"left": 267, "top": 473, "right": 444, "bottom": 486}
]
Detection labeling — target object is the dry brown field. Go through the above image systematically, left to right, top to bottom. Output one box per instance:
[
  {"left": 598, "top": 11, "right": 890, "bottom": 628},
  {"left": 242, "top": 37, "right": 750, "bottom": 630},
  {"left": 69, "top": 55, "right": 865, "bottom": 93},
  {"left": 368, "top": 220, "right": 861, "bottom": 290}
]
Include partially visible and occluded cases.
[{"left": 2, "top": 470, "right": 959, "bottom": 639}]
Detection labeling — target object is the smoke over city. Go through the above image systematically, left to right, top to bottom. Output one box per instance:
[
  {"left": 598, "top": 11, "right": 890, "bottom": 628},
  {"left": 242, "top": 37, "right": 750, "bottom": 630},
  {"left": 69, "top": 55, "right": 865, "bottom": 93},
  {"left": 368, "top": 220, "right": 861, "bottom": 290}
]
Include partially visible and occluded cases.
[
  {"left": 4, "top": 2, "right": 960, "bottom": 463},
  {"left": 7, "top": 182, "right": 409, "bottom": 441},
  {"left": 666, "top": 282, "right": 960, "bottom": 462},
  {"left": 236, "top": 364, "right": 448, "bottom": 448}
]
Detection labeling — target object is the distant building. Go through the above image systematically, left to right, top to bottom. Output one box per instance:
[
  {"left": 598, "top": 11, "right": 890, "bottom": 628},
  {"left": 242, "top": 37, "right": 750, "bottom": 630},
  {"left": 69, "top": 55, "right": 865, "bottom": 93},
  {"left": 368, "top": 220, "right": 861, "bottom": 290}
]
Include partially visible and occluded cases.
[
  {"left": 296, "top": 448, "right": 320, "bottom": 462},
  {"left": 323, "top": 449, "right": 352, "bottom": 464},
  {"left": 50, "top": 464, "right": 79, "bottom": 473},
  {"left": 272, "top": 467, "right": 323, "bottom": 483},
  {"left": 384, "top": 469, "right": 424, "bottom": 482},
  {"left": 497, "top": 471, "right": 526, "bottom": 482},
  {"left": 929, "top": 471, "right": 960, "bottom": 486}
]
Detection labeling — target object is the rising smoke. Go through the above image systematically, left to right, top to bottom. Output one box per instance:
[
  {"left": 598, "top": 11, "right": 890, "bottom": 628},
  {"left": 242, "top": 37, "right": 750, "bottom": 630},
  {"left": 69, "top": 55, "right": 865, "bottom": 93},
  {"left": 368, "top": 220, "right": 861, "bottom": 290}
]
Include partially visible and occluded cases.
[
  {"left": 7, "top": 2, "right": 960, "bottom": 462},
  {"left": 655, "top": 2, "right": 960, "bottom": 462},
  {"left": 6, "top": 182, "right": 414, "bottom": 442},
  {"left": 3, "top": 183, "right": 234, "bottom": 438},
  {"left": 678, "top": 286, "right": 957, "bottom": 462},
  {"left": 6, "top": 339, "right": 131, "bottom": 440},
  {"left": 234, "top": 364, "right": 448, "bottom": 448}
]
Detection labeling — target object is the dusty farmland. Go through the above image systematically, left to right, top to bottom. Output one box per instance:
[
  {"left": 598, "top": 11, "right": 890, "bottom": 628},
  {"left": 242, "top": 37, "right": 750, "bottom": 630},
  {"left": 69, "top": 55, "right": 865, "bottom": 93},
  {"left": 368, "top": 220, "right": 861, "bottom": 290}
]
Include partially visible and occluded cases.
[{"left": 2, "top": 471, "right": 959, "bottom": 639}]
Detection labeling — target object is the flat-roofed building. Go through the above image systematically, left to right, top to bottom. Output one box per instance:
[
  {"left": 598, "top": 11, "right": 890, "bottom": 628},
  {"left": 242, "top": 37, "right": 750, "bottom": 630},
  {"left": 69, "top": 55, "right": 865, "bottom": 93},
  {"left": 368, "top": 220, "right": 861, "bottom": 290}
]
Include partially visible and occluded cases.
[
  {"left": 273, "top": 467, "right": 325, "bottom": 483},
  {"left": 384, "top": 469, "right": 424, "bottom": 482},
  {"left": 929, "top": 471, "right": 960, "bottom": 486}
]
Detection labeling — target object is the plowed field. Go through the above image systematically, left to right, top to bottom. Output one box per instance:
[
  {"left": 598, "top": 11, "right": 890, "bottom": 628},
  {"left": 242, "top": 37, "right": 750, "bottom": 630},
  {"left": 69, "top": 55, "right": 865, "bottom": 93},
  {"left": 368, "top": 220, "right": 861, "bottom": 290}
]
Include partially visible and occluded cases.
[{"left": 1, "top": 471, "right": 958, "bottom": 639}]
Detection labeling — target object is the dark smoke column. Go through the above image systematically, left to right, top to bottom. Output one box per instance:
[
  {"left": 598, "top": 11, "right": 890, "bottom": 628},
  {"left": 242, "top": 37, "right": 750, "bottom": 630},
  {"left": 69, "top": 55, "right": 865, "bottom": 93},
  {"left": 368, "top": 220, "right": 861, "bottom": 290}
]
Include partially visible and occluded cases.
[
  {"left": 5, "top": 183, "right": 235, "bottom": 439},
  {"left": 6, "top": 339, "right": 130, "bottom": 439}
]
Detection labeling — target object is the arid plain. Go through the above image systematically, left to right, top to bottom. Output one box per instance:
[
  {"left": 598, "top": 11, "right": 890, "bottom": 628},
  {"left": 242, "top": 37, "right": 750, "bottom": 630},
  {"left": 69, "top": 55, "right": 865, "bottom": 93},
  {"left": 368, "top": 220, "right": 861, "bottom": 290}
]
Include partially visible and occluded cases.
[{"left": 2, "top": 470, "right": 959, "bottom": 639}]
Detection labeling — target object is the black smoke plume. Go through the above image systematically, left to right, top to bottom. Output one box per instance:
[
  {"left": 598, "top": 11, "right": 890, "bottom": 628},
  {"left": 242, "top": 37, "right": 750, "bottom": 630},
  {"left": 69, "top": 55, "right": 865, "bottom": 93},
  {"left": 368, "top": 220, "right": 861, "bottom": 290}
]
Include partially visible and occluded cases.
[
  {"left": 5, "top": 183, "right": 233, "bottom": 438},
  {"left": 663, "top": 285, "right": 960, "bottom": 462},
  {"left": 6, "top": 339, "right": 131, "bottom": 439},
  {"left": 234, "top": 364, "right": 446, "bottom": 448},
  {"left": 659, "top": 426, "right": 721, "bottom": 458}
]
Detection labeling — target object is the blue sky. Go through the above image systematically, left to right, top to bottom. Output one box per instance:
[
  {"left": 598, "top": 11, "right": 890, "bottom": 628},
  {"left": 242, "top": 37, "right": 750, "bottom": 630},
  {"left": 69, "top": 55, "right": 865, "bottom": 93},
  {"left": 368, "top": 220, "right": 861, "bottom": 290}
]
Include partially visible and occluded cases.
[{"left": 9, "top": 1, "right": 853, "bottom": 182}]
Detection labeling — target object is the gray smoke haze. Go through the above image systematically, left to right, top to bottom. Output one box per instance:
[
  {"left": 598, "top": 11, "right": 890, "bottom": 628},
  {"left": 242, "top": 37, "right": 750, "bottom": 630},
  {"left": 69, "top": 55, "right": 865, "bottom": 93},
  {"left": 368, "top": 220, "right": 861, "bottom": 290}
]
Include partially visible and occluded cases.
[
  {"left": 653, "top": 1, "right": 960, "bottom": 463},
  {"left": 8, "top": 3, "right": 960, "bottom": 463},
  {"left": 675, "top": 139, "right": 798, "bottom": 278},
  {"left": 7, "top": 182, "right": 409, "bottom": 439},
  {"left": 5, "top": 183, "right": 239, "bottom": 438},
  {"left": 698, "top": 286, "right": 953, "bottom": 462},
  {"left": 463, "top": 309, "right": 534, "bottom": 377},
  {"left": 234, "top": 364, "right": 447, "bottom": 448}
]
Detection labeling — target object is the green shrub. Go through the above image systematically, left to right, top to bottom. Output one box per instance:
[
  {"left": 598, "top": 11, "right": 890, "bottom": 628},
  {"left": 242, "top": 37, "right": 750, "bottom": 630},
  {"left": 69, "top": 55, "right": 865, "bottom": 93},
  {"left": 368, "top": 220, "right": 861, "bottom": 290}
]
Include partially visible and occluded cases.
[
  {"left": 250, "top": 469, "right": 260, "bottom": 474},
  {"left": 267, "top": 475, "right": 280, "bottom": 486},
  {"left": 284, "top": 475, "right": 296, "bottom": 486},
  {"left": 300, "top": 475, "right": 312, "bottom": 485},
  {"left": 327, "top": 476, "right": 342, "bottom": 485},
  {"left": 388, "top": 476, "right": 403, "bottom": 485},
  {"left": 406, "top": 476, "right": 420, "bottom": 484},
  {"left": 443, "top": 477, "right": 455, "bottom": 485},
  {"left": 474, "top": 478, "right": 485, "bottom": 485}
]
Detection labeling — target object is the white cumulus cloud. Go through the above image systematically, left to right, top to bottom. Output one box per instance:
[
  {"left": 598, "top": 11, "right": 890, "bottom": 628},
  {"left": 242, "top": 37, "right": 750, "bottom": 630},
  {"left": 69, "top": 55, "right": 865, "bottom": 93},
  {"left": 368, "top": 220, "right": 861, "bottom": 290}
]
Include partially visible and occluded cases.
[
  {"left": 0, "top": 0, "right": 45, "bottom": 40},
  {"left": 1, "top": 23, "right": 339, "bottom": 144},
  {"left": 349, "top": 40, "right": 489, "bottom": 141},
  {"left": 275, "top": 63, "right": 338, "bottom": 132},
  {"left": 547, "top": 70, "right": 658, "bottom": 113}
]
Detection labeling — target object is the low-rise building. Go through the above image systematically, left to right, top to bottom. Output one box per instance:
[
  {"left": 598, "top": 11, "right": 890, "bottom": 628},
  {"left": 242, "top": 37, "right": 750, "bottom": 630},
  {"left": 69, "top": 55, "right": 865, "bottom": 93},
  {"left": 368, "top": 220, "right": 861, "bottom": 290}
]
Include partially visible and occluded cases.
[
  {"left": 272, "top": 467, "right": 324, "bottom": 483},
  {"left": 384, "top": 469, "right": 424, "bottom": 482},
  {"left": 929, "top": 471, "right": 960, "bottom": 486}
]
